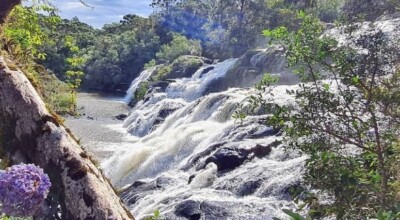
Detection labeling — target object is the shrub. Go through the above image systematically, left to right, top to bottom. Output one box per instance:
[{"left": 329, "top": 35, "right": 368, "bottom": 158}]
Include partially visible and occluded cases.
[
  {"left": 255, "top": 12, "right": 400, "bottom": 218},
  {"left": 151, "top": 65, "right": 173, "bottom": 81},
  {"left": 134, "top": 82, "right": 149, "bottom": 101}
]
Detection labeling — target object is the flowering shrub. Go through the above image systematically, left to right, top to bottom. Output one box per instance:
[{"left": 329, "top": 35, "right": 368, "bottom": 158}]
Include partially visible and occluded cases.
[{"left": 0, "top": 164, "right": 51, "bottom": 217}]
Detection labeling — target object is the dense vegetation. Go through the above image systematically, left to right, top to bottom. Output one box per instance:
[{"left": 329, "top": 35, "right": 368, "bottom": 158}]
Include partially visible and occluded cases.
[
  {"left": 5, "top": 0, "right": 397, "bottom": 96},
  {"left": 35, "top": 0, "right": 352, "bottom": 93},
  {"left": 236, "top": 9, "right": 400, "bottom": 220},
  {"left": 283, "top": 15, "right": 398, "bottom": 218}
]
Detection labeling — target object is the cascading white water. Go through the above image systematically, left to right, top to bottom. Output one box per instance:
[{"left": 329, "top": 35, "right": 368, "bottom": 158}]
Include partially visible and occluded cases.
[
  {"left": 102, "top": 55, "right": 307, "bottom": 219},
  {"left": 166, "top": 59, "right": 238, "bottom": 101},
  {"left": 124, "top": 67, "right": 157, "bottom": 103}
]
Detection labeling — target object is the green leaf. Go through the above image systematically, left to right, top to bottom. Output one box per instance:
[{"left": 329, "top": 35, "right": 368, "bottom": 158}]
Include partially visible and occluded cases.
[
  {"left": 351, "top": 76, "right": 360, "bottom": 85},
  {"left": 323, "top": 83, "right": 330, "bottom": 91},
  {"left": 282, "top": 209, "right": 305, "bottom": 220}
]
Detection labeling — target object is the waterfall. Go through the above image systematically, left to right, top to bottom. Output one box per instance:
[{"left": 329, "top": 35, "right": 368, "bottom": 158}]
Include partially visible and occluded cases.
[
  {"left": 103, "top": 57, "right": 305, "bottom": 220},
  {"left": 166, "top": 58, "right": 239, "bottom": 101},
  {"left": 124, "top": 67, "right": 156, "bottom": 103}
]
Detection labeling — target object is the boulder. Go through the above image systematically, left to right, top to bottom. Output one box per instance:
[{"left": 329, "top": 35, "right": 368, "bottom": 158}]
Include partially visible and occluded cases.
[
  {"left": 151, "top": 56, "right": 211, "bottom": 81},
  {"left": 168, "top": 56, "right": 210, "bottom": 79},
  {"left": 151, "top": 80, "right": 171, "bottom": 92},
  {"left": 115, "top": 113, "right": 128, "bottom": 120},
  {"left": 248, "top": 127, "right": 281, "bottom": 139},
  {"left": 198, "top": 142, "right": 277, "bottom": 172},
  {"left": 204, "top": 148, "right": 247, "bottom": 172},
  {"left": 121, "top": 175, "right": 179, "bottom": 206},
  {"left": 235, "top": 180, "right": 263, "bottom": 196},
  {"left": 174, "top": 200, "right": 202, "bottom": 220},
  {"left": 201, "top": 201, "right": 229, "bottom": 219}
]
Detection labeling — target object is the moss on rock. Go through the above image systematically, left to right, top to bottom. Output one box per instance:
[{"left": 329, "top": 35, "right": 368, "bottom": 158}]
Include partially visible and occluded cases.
[{"left": 151, "top": 55, "right": 210, "bottom": 81}]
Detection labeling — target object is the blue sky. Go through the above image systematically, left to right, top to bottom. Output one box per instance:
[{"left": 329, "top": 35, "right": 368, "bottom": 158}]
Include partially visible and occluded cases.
[{"left": 53, "top": 0, "right": 154, "bottom": 28}]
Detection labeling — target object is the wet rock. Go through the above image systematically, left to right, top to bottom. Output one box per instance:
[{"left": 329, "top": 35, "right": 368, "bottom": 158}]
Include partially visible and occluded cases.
[
  {"left": 159, "top": 56, "right": 210, "bottom": 80},
  {"left": 199, "top": 66, "right": 215, "bottom": 77},
  {"left": 151, "top": 81, "right": 170, "bottom": 92},
  {"left": 151, "top": 103, "right": 184, "bottom": 130},
  {"left": 115, "top": 113, "right": 128, "bottom": 120},
  {"left": 248, "top": 127, "right": 281, "bottom": 139},
  {"left": 198, "top": 141, "right": 278, "bottom": 172},
  {"left": 182, "top": 142, "right": 228, "bottom": 171},
  {"left": 246, "top": 143, "right": 274, "bottom": 159},
  {"left": 205, "top": 148, "right": 247, "bottom": 172},
  {"left": 188, "top": 174, "right": 196, "bottom": 184},
  {"left": 120, "top": 176, "right": 179, "bottom": 206},
  {"left": 156, "top": 176, "right": 177, "bottom": 188},
  {"left": 120, "top": 180, "right": 157, "bottom": 205},
  {"left": 236, "top": 180, "right": 263, "bottom": 196},
  {"left": 281, "top": 181, "right": 303, "bottom": 199},
  {"left": 174, "top": 200, "right": 201, "bottom": 220},
  {"left": 200, "top": 201, "right": 229, "bottom": 219}
]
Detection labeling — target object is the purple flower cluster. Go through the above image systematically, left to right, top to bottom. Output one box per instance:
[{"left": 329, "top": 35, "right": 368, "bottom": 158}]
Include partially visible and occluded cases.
[{"left": 0, "top": 164, "right": 51, "bottom": 217}]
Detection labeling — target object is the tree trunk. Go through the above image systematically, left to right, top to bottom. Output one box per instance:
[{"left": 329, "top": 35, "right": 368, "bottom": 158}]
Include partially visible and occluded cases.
[
  {"left": 0, "top": 0, "right": 21, "bottom": 28},
  {"left": 0, "top": 57, "right": 134, "bottom": 219}
]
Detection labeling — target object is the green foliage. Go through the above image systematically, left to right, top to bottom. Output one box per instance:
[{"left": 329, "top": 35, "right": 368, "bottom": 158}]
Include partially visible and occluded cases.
[
  {"left": 35, "top": 0, "right": 349, "bottom": 93},
  {"left": 152, "top": 0, "right": 306, "bottom": 58},
  {"left": 0, "top": 3, "right": 76, "bottom": 115},
  {"left": 3, "top": 4, "right": 60, "bottom": 61},
  {"left": 253, "top": 12, "right": 400, "bottom": 218},
  {"left": 38, "top": 15, "right": 162, "bottom": 92},
  {"left": 82, "top": 16, "right": 161, "bottom": 91},
  {"left": 263, "top": 27, "right": 288, "bottom": 40},
  {"left": 155, "top": 33, "right": 201, "bottom": 63},
  {"left": 63, "top": 35, "right": 85, "bottom": 113},
  {"left": 144, "top": 59, "right": 157, "bottom": 69},
  {"left": 151, "top": 64, "right": 172, "bottom": 81},
  {"left": 38, "top": 71, "right": 76, "bottom": 115},
  {"left": 233, "top": 72, "right": 280, "bottom": 121},
  {"left": 256, "top": 73, "right": 280, "bottom": 90},
  {"left": 134, "top": 82, "right": 149, "bottom": 101},
  {"left": 376, "top": 208, "right": 400, "bottom": 220},
  {"left": 281, "top": 209, "right": 307, "bottom": 220},
  {"left": 146, "top": 210, "right": 163, "bottom": 220}
]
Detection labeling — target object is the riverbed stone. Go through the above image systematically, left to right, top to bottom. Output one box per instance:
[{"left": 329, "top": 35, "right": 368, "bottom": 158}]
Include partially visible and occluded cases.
[{"left": 174, "top": 200, "right": 202, "bottom": 220}]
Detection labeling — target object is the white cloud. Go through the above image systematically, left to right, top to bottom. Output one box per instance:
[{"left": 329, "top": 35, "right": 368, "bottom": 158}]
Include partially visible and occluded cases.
[
  {"left": 53, "top": 0, "right": 153, "bottom": 28},
  {"left": 63, "top": 2, "right": 84, "bottom": 10}
]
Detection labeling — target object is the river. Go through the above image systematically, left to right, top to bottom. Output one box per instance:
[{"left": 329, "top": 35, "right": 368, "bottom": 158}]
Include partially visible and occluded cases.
[{"left": 63, "top": 93, "right": 133, "bottom": 162}]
